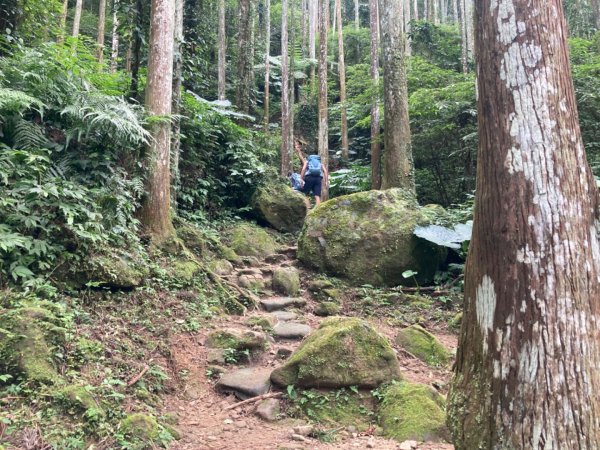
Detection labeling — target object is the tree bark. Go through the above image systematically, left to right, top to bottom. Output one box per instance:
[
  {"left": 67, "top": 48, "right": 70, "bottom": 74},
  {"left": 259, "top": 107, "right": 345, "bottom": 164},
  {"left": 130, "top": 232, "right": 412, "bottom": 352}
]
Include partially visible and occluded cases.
[
  {"left": 58, "top": 0, "right": 69, "bottom": 44},
  {"left": 72, "top": 0, "right": 83, "bottom": 37},
  {"left": 97, "top": 0, "right": 107, "bottom": 62},
  {"left": 110, "top": 0, "right": 120, "bottom": 72},
  {"left": 129, "top": 0, "right": 143, "bottom": 99},
  {"left": 139, "top": 0, "right": 176, "bottom": 242},
  {"left": 171, "top": 0, "right": 184, "bottom": 205},
  {"left": 218, "top": 0, "right": 226, "bottom": 100},
  {"left": 236, "top": 0, "right": 255, "bottom": 115},
  {"left": 263, "top": 0, "right": 271, "bottom": 129},
  {"left": 281, "top": 0, "right": 292, "bottom": 176},
  {"left": 289, "top": 0, "right": 296, "bottom": 154},
  {"left": 301, "top": 0, "right": 307, "bottom": 54},
  {"left": 309, "top": 0, "right": 317, "bottom": 81},
  {"left": 318, "top": 0, "right": 329, "bottom": 199},
  {"left": 335, "top": 0, "right": 348, "bottom": 161},
  {"left": 355, "top": 0, "right": 360, "bottom": 28},
  {"left": 369, "top": 0, "right": 381, "bottom": 190},
  {"left": 378, "top": 0, "right": 414, "bottom": 192},
  {"left": 403, "top": 0, "right": 411, "bottom": 55},
  {"left": 413, "top": 0, "right": 418, "bottom": 21},
  {"left": 433, "top": 0, "right": 439, "bottom": 24},
  {"left": 448, "top": 0, "right": 600, "bottom": 448},
  {"left": 451, "top": 0, "right": 457, "bottom": 23},
  {"left": 459, "top": 0, "right": 467, "bottom": 73},
  {"left": 464, "top": 0, "right": 473, "bottom": 61}
]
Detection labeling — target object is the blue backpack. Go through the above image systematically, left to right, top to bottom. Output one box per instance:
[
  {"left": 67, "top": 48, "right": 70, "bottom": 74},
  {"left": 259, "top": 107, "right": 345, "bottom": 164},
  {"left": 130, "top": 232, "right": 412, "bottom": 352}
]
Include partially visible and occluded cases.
[
  {"left": 307, "top": 155, "right": 322, "bottom": 177},
  {"left": 290, "top": 173, "right": 303, "bottom": 190}
]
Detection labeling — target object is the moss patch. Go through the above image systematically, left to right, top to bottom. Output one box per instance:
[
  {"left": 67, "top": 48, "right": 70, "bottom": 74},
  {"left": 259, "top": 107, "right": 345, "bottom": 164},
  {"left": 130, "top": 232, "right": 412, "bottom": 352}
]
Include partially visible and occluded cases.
[
  {"left": 226, "top": 223, "right": 279, "bottom": 257},
  {"left": 169, "top": 258, "right": 201, "bottom": 282},
  {"left": 272, "top": 267, "right": 300, "bottom": 296},
  {"left": 314, "top": 302, "right": 341, "bottom": 317},
  {"left": 247, "top": 316, "right": 276, "bottom": 331},
  {"left": 271, "top": 317, "right": 400, "bottom": 388},
  {"left": 395, "top": 325, "right": 450, "bottom": 366},
  {"left": 205, "top": 329, "right": 267, "bottom": 351},
  {"left": 379, "top": 382, "right": 448, "bottom": 442},
  {"left": 58, "top": 385, "right": 102, "bottom": 415},
  {"left": 121, "top": 413, "right": 159, "bottom": 441}
]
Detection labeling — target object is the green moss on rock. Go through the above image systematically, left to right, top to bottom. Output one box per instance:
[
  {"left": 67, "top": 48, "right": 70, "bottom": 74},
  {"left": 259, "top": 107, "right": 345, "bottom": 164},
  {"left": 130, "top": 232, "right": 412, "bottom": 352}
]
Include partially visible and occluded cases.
[
  {"left": 252, "top": 182, "right": 308, "bottom": 232},
  {"left": 297, "top": 189, "right": 447, "bottom": 286},
  {"left": 226, "top": 223, "right": 278, "bottom": 257},
  {"left": 169, "top": 258, "right": 201, "bottom": 282},
  {"left": 208, "top": 259, "right": 234, "bottom": 276},
  {"left": 272, "top": 267, "right": 300, "bottom": 296},
  {"left": 314, "top": 302, "right": 341, "bottom": 317},
  {"left": 449, "top": 312, "right": 462, "bottom": 331},
  {"left": 247, "top": 316, "right": 276, "bottom": 330},
  {"left": 271, "top": 317, "right": 400, "bottom": 388},
  {"left": 395, "top": 325, "right": 450, "bottom": 366},
  {"left": 205, "top": 329, "right": 267, "bottom": 351},
  {"left": 379, "top": 382, "right": 448, "bottom": 442},
  {"left": 58, "top": 385, "right": 102, "bottom": 415},
  {"left": 121, "top": 413, "right": 159, "bottom": 441}
]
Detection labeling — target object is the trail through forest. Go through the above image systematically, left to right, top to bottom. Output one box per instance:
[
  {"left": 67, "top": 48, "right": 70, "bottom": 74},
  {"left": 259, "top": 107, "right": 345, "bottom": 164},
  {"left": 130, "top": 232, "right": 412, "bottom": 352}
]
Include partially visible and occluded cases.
[{"left": 160, "top": 241, "right": 456, "bottom": 450}]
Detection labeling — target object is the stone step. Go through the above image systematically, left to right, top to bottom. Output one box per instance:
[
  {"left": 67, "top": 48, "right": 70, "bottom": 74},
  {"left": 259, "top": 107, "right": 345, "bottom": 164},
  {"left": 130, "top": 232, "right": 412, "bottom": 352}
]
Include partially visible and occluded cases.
[
  {"left": 260, "top": 297, "right": 307, "bottom": 312},
  {"left": 270, "top": 311, "right": 299, "bottom": 322},
  {"left": 273, "top": 322, "right": 312, "bottom": 341},
  {"left": 215, "top": 367, "right": 272, "bottom": 400}
]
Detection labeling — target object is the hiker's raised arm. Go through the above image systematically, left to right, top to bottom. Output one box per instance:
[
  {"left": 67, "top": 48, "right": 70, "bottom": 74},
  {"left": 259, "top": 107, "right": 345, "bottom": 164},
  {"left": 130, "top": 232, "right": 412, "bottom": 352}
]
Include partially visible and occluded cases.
[{"left": 300, "top": 162, "right": 307, "bottom": 179}]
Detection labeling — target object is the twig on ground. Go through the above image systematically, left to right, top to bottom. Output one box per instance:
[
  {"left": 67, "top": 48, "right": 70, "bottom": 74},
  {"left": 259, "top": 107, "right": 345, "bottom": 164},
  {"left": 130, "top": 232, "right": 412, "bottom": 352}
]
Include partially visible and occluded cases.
[
  {"left": 398, "top": 348, "right": 420, "bottom": 360},
  {"left": 127, "top": 365, "right": 150, "bottom": 387},
  {"left": 224, "top": 392, "right": 283, "bottom": 411}
]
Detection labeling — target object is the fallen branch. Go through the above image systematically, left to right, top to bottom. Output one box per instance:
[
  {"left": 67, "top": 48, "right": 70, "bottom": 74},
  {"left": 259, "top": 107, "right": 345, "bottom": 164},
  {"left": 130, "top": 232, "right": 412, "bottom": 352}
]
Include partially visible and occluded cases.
[
  {"left": 206, "top": 268, "right": 261, "bottom": 310},
  {"left": 401, "top": 275, "right": 464, "bottom": 294},
  {"left": 398, "top": 348, "right": 419, "bottom": 360},
  {"left": 127, "top": 365, "right": 150, "bottom": 387},
  {"left": 224, "top": 392, "right": 283, "bottom": 411}
]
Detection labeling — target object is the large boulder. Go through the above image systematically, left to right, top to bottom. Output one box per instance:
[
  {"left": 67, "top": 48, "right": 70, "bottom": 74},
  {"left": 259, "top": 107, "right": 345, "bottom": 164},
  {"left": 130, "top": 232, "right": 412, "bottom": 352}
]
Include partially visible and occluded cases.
[
  {"left": 252, "top": 182, "right": 308, "bottom": 232},
  {"left": 297, "top": 189, "right": 447, "bottom": 286},
  {"left": 225, "top": 223, "right": 279, "bottom": 257},
  {"left": 270, "top": 317, "right": 400, "bottom": 388},
  {"left": 378, "top": 382, "right": 448, "bottom": 442}
]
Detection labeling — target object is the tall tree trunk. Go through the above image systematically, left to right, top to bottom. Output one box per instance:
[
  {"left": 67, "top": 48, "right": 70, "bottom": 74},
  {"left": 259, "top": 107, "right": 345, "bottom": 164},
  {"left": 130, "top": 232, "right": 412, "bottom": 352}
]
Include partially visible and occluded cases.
[
  {"left": 58, "top": 0, "right": 69, "bottom": 44},
  {"left": 72, "top": 0, "right": 83, "bottom": 37},
  {"left": 97, "top": 0, "right": 107, "bottom": 62},
  {"left": 110, "top": 0, "right": 120, "bottom": 72},
  {"left": 130, "top": 0, "right": 143, "bottom": 99},
  {"left": 139, "top": 0, "right": 176, "bottom": 242},
  {"left": 171, "top": 0, "right": 184, "bottom": 205},
  {"left": 218, "top": 0, "right": 226, "bottom": 100},
  {"left": 236, "top": 0, "right": 255, "bottom": 114},
  {"left": 263, "top": 0, "right": 271, "bottom": 129},
  {"left": 281, "top": 0, "right": 292, "bottom": 176},
  {"left": 289, "top": 0, "right": 295, "bottom": 152},
  {"left": 301, "top": 0, "right": 308, "bottom": 54},
  {"left": 309, "top": 0, "right": 317, "bottom": 81},
  {"left": 318, "top": 0, "right": 329, "bottom": 199},
  {"left": 336, "top": 0, "right": 348, "bottom": 161},
  {"left": 355, "top": 0, "right": 360, "bottom": 28},
  {"left": 369, "top": 0, "right": 381, "bottom": 189},
  {"left": 378, "top": 0, "right": 414, "bottom": 191},
  {"left": 404, "top": 0, "right": 411, "bottom": 55},
  {"left": 413, "top": 0, "right": 418, "bottom": 21},
  {"left": 433, "top": 0, "right": 439, "bottom": 23},
  {"left": 440, "top": 0, "right": 447, "bottom": 23},
  {"left": 448, "top": 0, "right": 600, "bottom": 448},
  {"left": 451, "top": 0, "right": 457, "bottom": 23},
  {"left": 459, "top": 0, "right": 468, "bottom": 73},
  {"left": 465, "top": 0, "right": 473, "bottom": 61},
  {"left": 593, "top": 0, "right": 600, "bottom": 29},
  {"left": 125, "top": 40, "right": 132, "bottom": 72}
]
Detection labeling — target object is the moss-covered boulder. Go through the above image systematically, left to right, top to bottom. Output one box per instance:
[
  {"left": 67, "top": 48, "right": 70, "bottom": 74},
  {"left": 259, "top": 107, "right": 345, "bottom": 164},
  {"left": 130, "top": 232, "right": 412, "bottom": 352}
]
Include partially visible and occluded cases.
[
  {"left": 252, "top": 182, "right": 308, "bottom": 232},
  {"left": 297, "top": 189, "right": 447, "bottom": 286},
  {"left": 225, "top": 223, "right": 279, "bottom": 257},
  {"left": 168, "top": 257, "right": 201, "bottom": 282},
  {"left": 209, "top": 259, "right": 234, "bottom": 276},
  {"left": 272, "top": 267, "right": 300, "bottom": 296},
  {"left": 0, "top": 299, "right": 66, "bottom": 383},
  {"left": 314, "top": 302, "right": 341, "bottom": 317},
  {"left": 271, "top": 317, "right": 400, "bottom": 388},
  {"left": 395, "top": 325, "right": 450, "bottom": 366},
  {"left": 205, "top": 328, "right": 267, "bottom": 351},
  {"left": 379, "top": 382, "right": 448, "bottom": 442},
  {"left": 58, "top": 385, "right": 102, "bottom": 415},
  {"left": 121, "top": 413, "right": 159, "bottom": 441}
]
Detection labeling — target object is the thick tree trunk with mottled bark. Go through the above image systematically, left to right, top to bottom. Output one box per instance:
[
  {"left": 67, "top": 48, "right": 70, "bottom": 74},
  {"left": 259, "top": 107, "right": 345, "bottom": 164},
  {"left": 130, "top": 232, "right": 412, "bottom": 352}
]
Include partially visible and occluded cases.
[
  {"left": 72, "top": 0, "right": 83, "bottom": 37},
  {"left": 97, "top": 0, "right": 107, "bottom": 62},
  {"left": 110, "top": 0, "right": 119, "bottom": 72},
  {"left": 139, "top": 0, "right": 176, "bottom": 241},
  {"left": 171, "top": 0, "right": 184, "bottom": 205},
  {"left": 218, "top": 0, "right": 226, "bottom": 100},
  {"left": 236, "top": 0, "right": 255, "bottom": 114},
  {"left": 263, "top": 0, "right": 271, "bottom": 129},
  {"left": 281, "top": 0, "right": 292, "bottom": 176},
  {"left": 318, "top": 0, "right": 329, "bottom": 199},
  {"left": 335, "top": 0, "right": 348, "bottom": 160},
  {"left": 369, "top": 0, "right": 381, "bottom": 189},
  {"left": 378, "top": 0, "right": 414, "bottom": 192},
  {"left": 448, "top": 1, "right": 600, "bottom": 448}
]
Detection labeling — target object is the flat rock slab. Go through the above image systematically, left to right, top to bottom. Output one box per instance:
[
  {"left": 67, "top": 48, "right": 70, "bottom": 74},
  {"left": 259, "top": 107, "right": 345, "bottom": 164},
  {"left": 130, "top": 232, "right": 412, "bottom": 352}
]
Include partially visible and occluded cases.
[
  {"left": 260, "top": 297, "right": 306, "bottom": 312},
  {"left": 270, "top": 311, "right": 298, "bottom": 321},
  {"left": 273, "top": 322, "right": 312, "bottom": 340},
  {"left": 215, "top": 368, "right": 272, "bottom": 400},
  {"left": 255, "top": 398, "right": 281, "bottom": 422}
]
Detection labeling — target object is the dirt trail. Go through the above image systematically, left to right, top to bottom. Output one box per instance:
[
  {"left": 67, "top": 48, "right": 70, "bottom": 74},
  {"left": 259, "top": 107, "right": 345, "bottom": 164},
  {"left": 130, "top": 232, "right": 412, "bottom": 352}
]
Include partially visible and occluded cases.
[{"left": 162, "top": 245, "right": 456, "bottom": 450}]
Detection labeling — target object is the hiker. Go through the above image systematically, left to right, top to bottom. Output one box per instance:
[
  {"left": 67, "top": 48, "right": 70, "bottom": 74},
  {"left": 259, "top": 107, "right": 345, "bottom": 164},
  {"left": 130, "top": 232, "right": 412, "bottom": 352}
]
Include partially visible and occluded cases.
[
  {"left": 288, "top": 140, "right": 307, "bottom": 191},
  {"left": 300, "top": 153, "right": 328, "bottom": 209}
]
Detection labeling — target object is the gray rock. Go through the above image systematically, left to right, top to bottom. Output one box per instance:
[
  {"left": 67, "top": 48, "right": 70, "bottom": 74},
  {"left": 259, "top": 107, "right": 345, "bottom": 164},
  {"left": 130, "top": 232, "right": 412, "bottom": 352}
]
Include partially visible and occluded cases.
[
  {"left": 209, "top": 259, "right": 234, "bottom": 276},
  {"left": 272, "top": 267, "right": 301, "bottom": 296},
  {"left": 238, "top": 274, "right": 267, "bottom": 291},
  {"left": 261, "top": 297, "right": 307, "bottom": 312},
  {"left": 270, "top": 311, "right": 299, "bottom": 321},
  {"left": 273, "top": 322, "right": 312, "bottom": 340},
  {"left": 276, "top": 347, "right": 293, "bottom": 359},
  {"left": 207, "top": 349, "right": 226, "bottom": 364},
  {"left": 216, "top": 368, "right": 272, "bottom": 400},
  {"left": 255, "top": 398, "right": 281, "bottom": 422},
  {"left": 293, "top": 425, "right": 314, "bottom": 436}
]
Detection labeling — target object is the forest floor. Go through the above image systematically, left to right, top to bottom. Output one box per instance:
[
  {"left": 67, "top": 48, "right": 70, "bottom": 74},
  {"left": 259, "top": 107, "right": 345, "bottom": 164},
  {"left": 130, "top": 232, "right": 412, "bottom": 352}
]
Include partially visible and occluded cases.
[{"left": 159, "top": 241, "right": 458, "bottom": 450}]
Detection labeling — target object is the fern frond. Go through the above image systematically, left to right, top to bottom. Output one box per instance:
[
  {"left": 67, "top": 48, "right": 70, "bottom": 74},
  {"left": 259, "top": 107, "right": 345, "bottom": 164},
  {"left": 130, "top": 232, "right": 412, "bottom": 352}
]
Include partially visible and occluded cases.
[{"left": 0, "top": 88, "right": 45, "bottom": 115}]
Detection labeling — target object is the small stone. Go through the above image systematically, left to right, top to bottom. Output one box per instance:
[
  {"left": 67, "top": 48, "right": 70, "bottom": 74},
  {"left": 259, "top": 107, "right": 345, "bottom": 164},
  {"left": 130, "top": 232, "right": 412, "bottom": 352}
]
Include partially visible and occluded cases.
[
  {"left": 261, "top": 297, "right": 307, "bottom": 312},
  {"left": 270, "top": 311, "right": 298, "bottom": 321},
  {"left": 273, "top": 322, "right": 312, "bottom": 340},
  {"left": 276, "top": 347, "right": 293, "bottom": 359},
  {"left": 207, "top": 349, "right": 226, "bottom": 364},
  {"left": 255, "top": 398, "right": 280, "bottom": 422},
  {"left": 223, "top": 419, "right": 233, "bottom": 425},
  {"left": 234, "top": 420, "right": 248, "bottom": 428},
  {"left": 293, "top": 425, "right": 314, "bottom": 436},
  {"left": 346, "top": 426, "right": 357, "bottom": 433},
  {"left": 351, "top": 432, "right": 358, "bottom": 438},
  {"left": 291, "top": 434, "right": 308, "bottom": 442},
  {"left": 207, "top": 436, "right": 218, "bottom": 441},
  {"left": 366, "top": 439, "right": 376, "bottom": 448},
  {"left": 399, "top": 440, "right": 419, "bottom": 450}
]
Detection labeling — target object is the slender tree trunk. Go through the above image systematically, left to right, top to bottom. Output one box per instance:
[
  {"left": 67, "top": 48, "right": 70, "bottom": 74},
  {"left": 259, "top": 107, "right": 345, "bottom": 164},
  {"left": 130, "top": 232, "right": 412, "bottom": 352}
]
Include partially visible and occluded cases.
[
  {"left": 58, "top": 0, "right": 69, "bottom": 44},
  {"left": 72, "top": 0, "right": 83, "bottom": 37},
  {"left": 97, "top": 0, "right": 107, "bottom": 62},
  {"left": 110, "top": 0, "right": 120, "bottom": 72},
  {"left": 130, "top": 0, "right": 143, "bottom": 99},
  {"left": 139, "top": 0, "right": 176, "bottom": 242},
  {"left": 171, "top": 0, "right": 184, "bottom": 205},
  {"left": 218, "top": 0, "right": 226, "bottom": 100},
  {"left": 236, "top": 0, "right": 255, "bottom": 114},
  {"left": 263, "top": 0, "right": 271, "bottom": 129},
  {"left": 281, "top": 0, "right": 292, "bottom": 176},
  {"left": 289, "top": 0, "right": 295, "bottom": 152},
  {"left": 301, "top": 0, "right": 308, "bottom": 54},
  {"left": 309, "top": 0, "right": 317, "bottom": 81},
  {"left": 318, "top": 0, "right": 329, "bottom": 199},
  {"left": 335, "top": 0, "right": 348, "bottom": 161},
  {"left": 355, "top": 0, "right": 360, "bottom": 28},
  {"left": 369, "top": 0, "right": 381, "bottom": 189},
  {"left": 378, "top": 0, "right": 414, "bottom": 192},
  {"left": 404, "top": 0, "right": 411, "bottom": 55},
  {"left": 413, "top": 0, "right": 418, "bottom": 21},
  {"left": 424, "top": 0, "right": 429, "bottom": 21},
  {"left": 433, "top": 0, "right": 439, "bottom": 23},
  {"left": 440, "top": 0, "right": 447, "bottom": 23},
  {"left": 448, "top": 0, "right": 600, "bottom": 448},
  {"left": 451, "top": 0, "right": 457, "bottom": 23},
  {"left": 459, "top": 0, "right": 468, "bottom": 73},
  {"left": 465, "top": 0, "right": 473, "bottom": 61},
  {"left": 593, "top": 0, "right": 600, "bottom": 29},
  {"left": 125, "top": 40, "right": 132, "bottom": 72}
]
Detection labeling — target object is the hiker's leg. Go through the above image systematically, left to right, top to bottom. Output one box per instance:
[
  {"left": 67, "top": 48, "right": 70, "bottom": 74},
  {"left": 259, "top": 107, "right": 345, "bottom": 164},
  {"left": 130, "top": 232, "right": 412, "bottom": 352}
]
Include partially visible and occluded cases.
[
  {"left": 315, "top": 195, "right": 321, "bottom": 205},
  {"left": 305, "top": 197, "right": 311, "bottom": 209}
]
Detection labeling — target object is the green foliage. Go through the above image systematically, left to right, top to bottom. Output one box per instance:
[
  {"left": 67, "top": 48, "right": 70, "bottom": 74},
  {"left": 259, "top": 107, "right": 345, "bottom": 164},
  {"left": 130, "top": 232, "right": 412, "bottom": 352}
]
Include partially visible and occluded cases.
[{"left": 410, "top": 21, "right": 464, "bottom": 72}]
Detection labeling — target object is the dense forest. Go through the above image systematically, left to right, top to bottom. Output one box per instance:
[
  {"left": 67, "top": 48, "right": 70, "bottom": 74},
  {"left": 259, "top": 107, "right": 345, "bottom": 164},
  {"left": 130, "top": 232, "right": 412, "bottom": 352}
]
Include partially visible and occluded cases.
[{"left": 0, "top": 0, "right": 599, "bottom": 448}]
